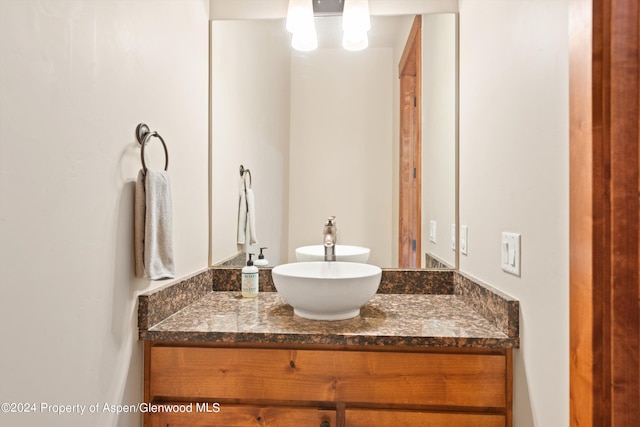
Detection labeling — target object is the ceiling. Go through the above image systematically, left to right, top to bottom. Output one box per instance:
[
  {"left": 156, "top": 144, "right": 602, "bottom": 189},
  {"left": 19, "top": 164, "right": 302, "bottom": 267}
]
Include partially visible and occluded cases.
[{"left": 210, "top": 0, "right": 459, "bottom": 20}]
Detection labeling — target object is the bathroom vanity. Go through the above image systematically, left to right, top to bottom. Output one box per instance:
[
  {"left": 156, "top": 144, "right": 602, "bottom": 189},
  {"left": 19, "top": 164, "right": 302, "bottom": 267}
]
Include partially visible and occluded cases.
[{"left": 138, "top": 269, "right": 519, "bottom": 427}]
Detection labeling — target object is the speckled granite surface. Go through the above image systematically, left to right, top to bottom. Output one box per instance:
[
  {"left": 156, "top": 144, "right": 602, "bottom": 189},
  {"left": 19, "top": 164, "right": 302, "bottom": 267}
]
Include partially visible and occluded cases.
[
  {"left": 138, "top": 267, "right": 520, "bottom": 349},
  {"left": 208, "top": 267, "right": 454, "bottom": 294},
  {"left": 138, "top": 269, "right": 212, "bottom": 330},
  {"left": 454, "top": 272, "right": 520, "bottom": 339},
  {"left": 140, "top": 292, "right": 517, "bottom": 348}
]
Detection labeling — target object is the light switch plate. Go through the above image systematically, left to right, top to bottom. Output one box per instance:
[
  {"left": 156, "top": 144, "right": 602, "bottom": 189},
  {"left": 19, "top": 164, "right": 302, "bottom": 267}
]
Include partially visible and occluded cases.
[
  {"left": 429, "top": 220, "right": 437, "bottom": 243},
  {"left": 460, "top": 225, "right": 468, "bottom": 255},
  {"left": 501, "top": 232, "right": 521, "bottom": 276}
]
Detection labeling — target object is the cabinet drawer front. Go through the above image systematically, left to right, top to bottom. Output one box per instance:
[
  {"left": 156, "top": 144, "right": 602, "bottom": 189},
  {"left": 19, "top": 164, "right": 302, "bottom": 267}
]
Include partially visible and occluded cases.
[
  {"left": 149, "top": 347, "right": 506, "bottom": 408},
  {"left": 147, "top": 405, "right": 335, "bottom": 427},
  {"left": 346, "top": 409, "right": 505, "bottom": 427}
]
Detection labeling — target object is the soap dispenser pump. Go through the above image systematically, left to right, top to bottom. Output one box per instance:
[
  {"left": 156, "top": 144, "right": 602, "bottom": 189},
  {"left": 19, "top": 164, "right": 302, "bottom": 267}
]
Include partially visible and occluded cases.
[
  {"left": 254, "top": 247, "right": 269, "bottom": 267},
  {"left": 242, "top": 254, "right": 259, "bottom": 298}
]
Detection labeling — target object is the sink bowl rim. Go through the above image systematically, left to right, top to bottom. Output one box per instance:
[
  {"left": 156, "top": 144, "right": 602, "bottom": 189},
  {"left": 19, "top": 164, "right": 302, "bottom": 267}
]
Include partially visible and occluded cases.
[
  {"left": 295, "top": 244, "right": 371, "bottom": 255},
  {"left": 294, "top": 245, "right": 371, "bottom": 263},
  {"left": 271, "top": 261, "right": 383, "bottom": 321},
  {"left": 272, "top": 261, "right": 381, "bottom": 280}
]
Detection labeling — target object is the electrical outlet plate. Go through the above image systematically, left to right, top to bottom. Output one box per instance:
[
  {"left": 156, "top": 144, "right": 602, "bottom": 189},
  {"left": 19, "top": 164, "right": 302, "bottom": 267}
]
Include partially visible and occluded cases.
[
  {"left": 429, "top": 220, "right": 437, "bottom": 243},
  {"left": 460, "top": 225, "right": 468, "bottom": 255},
  {"left": 501, "top": 232, "right": 521, "bottom": 276}
]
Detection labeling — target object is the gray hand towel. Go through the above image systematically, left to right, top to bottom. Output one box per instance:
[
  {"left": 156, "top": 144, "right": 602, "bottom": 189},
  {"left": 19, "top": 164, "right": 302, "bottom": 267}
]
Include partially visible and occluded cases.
[{"left": 134, "top": 169, "right": 175, "bottom": 280}]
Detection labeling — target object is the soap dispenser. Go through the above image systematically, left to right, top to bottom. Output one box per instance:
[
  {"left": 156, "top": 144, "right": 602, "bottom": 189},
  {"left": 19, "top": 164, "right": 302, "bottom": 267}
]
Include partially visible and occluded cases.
[
  {"left": 254, "top": 247, "right": 269, "bottom": 267},
  {"left": 242, "top": 254, "right": 259, "bottom": 298}
]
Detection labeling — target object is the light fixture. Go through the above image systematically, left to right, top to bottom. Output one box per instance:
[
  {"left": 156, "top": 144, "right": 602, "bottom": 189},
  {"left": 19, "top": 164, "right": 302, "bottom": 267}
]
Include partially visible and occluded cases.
[
  {"left": 286, "top": 0, "right": 318, "bottom": 51},
  {"left": 341, "top": 0, "right": 370, "bottom": 51}
]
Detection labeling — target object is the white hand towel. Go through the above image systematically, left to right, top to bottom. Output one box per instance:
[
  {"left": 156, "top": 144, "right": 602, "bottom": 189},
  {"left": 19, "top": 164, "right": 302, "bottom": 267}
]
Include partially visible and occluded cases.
[
  {"left": 134, "top": 169, "right": 175, "bottom": 280},
  {"left": 237, "top": 179, "right": 247, "bottom": 244},
  {"left": 245, "top": 188, "right": 258, "bottom": 245}
]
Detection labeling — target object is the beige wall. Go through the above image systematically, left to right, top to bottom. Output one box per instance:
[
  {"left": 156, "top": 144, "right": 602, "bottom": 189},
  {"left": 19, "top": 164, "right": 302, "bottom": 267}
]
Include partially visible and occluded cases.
[
  {"left": 0, "top": 1, "right": 209, "bottom": 425},
  {"left": 459, "top": 1, "right": 569, "bottom": 425},
  {"left": 421, "top": 13, "right": 457, "bottom": 267},
  {"left": 211, "top": 18, "right": 401, "bottom": 267},
  {"left": 210, "top": 19, "right": 291, "bottom": 265},
  {"left": 288, "top": 48, "right": 394, "bottom": 266}
]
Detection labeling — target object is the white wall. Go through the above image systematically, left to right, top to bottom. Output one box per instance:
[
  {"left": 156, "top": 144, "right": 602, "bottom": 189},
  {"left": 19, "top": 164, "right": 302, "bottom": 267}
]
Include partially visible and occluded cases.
[
  {"left": 0, "top": 1, "right": 209, "bottom": 426},
  {"left": 459, "top": 1, "right": 569, "bottom": 426},
  {"left": 422, "top": 13, "right": 457, "bottom": 267},
  {"left": 210, "top": 17, "right": 399, "bottom": 267},
  {"left": 210, "top": 20, "right": 290, "bottom": 265},
  {"left": 288, "top": 48, "right": 394, "bottom": 266}
]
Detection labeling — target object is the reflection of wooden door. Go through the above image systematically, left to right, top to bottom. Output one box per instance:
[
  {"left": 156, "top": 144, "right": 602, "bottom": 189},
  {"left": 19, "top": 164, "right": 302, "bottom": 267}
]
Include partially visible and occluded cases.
[{"left": 398, "top": 16, "right": 422, "bottom": 268}]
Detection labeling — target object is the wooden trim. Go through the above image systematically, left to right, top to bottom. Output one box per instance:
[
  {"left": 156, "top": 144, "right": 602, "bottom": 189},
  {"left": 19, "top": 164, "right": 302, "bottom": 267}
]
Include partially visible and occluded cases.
[
  {"left": 569, "top": 0, "right": 595, "bottom": 424},
  {"left": 570, "top": 0, "right": 640, "bottom": 425},
  {"left": 607, "top": 0, "right": 640, "bottom": 423}
]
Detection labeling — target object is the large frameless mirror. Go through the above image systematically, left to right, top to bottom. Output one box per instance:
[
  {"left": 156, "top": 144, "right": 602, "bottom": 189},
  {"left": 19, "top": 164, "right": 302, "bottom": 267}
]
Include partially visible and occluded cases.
[{"left": 209, "top": 3, "right": 458, "bottom": 269}]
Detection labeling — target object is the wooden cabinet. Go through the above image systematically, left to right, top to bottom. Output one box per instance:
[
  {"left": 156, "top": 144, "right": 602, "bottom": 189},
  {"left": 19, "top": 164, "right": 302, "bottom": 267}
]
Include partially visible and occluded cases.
[
  {"left": 144, "top": 343, "right": 512, "bottom": 427},
  {"left": 146, "top": 405, "right": 335, "bottom": 427},
  {"left": 345, "top": 409, "right": 505, "bottom": 427}
]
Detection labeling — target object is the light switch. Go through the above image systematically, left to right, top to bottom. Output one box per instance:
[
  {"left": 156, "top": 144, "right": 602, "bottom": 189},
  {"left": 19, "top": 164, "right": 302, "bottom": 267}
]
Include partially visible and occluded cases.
[
  {"left": 429, "top": 220, "right": 437, "bottom": 243},
  {"left": 460, "top": 225, "right": 468, "bottom": 255},
  {"left": 501, "top": 232, "right": 521, "bottom": 276},
  {"left": 502, "top": 242, "right": 509, "bottom": 264}
]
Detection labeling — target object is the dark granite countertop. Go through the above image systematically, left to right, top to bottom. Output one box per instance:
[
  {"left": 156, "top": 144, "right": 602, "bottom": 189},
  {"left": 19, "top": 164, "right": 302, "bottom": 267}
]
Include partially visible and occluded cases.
[
  {"left": 138, "top": 268, "right": 520, "bottom": 349},
  {"left": 141, "top": 291, "right": 515, "bottom": 348}
]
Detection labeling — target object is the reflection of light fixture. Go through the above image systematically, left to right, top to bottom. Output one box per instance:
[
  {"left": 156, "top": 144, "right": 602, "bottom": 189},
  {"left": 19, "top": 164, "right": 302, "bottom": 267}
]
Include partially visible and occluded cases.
[
  {"left": 286, "top": 0, "right": 318, "bottom": 51},
  {"left": 287, "top": 0, "right": 370, "bottom": 51},
  {"left": 342, "top": 0, "right": 370, "bottom": 51}
]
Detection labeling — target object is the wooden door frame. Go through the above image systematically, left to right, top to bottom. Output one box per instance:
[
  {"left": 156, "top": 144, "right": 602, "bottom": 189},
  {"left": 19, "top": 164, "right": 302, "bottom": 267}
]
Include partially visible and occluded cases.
[
  {"left": 570, "top": 0, "right": 640, "bottom": 425},
  {"left": 398, "top": 15, "right": 422, "bottom": 268}
]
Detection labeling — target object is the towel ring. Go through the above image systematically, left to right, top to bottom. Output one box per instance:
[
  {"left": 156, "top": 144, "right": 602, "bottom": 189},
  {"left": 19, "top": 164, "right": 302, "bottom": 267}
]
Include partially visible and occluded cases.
[
  {"left": 136, "top": 123, "right": 169, "bottom": 173},
  {"left": 239, "top": 164, "right": 252, "bottom": 188}
]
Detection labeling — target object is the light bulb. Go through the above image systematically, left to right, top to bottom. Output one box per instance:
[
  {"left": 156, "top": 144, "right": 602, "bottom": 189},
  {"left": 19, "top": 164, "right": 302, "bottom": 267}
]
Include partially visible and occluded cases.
[
  {"left": 286, "top": 0, "right": 314, "bottom": 34},
  {"left": 287, "top": 0, "right": 317, "bottom": 51},
  {"left": 342, "top": 0, "right": 371, "bottom": 34}
]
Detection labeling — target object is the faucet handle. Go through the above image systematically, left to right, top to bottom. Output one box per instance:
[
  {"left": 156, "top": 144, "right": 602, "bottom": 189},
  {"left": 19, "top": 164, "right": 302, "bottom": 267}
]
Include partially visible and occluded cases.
[{"left": 325, "top": 216, "right": 336, "bottom": 226}]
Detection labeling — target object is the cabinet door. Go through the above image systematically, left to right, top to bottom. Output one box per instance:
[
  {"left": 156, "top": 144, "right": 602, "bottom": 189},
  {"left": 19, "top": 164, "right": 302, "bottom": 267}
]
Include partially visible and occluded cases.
[
  {"left": 147, "top": 404, "right": 335, "bottom": 427},
  {"left": 345, "top": 408, "right": 505, "bottom": 427}
]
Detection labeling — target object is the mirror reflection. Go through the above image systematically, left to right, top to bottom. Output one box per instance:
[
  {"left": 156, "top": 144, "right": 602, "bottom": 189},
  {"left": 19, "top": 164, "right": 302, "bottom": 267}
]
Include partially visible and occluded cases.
[{"left": 210, "top": 13, "right": 457, "bottom": 269}]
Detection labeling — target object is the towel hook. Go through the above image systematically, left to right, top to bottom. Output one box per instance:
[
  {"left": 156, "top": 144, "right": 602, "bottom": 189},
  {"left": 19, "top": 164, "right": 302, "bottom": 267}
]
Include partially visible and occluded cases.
[{"left": 136, "top": 123, "right": 169, "bottom": 173}]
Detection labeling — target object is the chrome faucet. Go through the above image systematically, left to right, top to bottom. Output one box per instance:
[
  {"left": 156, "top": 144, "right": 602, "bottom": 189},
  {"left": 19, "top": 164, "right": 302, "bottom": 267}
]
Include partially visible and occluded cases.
[{"left": 323, "top": 216, "right": 337, "bottom": 261}]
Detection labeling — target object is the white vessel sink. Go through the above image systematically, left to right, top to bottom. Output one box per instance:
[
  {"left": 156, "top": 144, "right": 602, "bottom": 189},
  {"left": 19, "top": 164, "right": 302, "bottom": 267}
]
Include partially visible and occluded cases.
[
  {"left": 295, "top": 245, "right": 370, "bottom": 263},
  {"left": 271, "top": 261, "right": 382, "bottom": 320}
]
